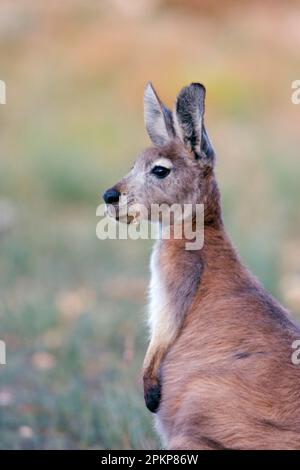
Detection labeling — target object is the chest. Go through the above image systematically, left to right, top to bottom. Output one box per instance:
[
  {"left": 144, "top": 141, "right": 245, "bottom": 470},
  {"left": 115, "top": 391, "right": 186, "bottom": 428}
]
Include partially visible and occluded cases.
[
  {"left": 148, "top": 241, "right": 203, "bottom": 336},
  {"left": 148, "top": 242, "right": 168, "bottom": 335}
]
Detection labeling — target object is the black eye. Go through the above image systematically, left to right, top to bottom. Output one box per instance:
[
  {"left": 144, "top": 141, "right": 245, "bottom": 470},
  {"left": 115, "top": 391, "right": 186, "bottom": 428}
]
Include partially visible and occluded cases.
[{"left": 151, "top": 165, "right": 171, "bottom": 179}]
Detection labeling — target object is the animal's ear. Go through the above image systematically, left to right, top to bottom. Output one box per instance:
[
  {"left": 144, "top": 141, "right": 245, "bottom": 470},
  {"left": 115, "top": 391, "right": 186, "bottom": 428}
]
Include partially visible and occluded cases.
[
  {"left": 144, "top": 82, "right": 175, "bottom": 146},
  {"left": 174, "top": 83, "right": 215, "bottom": 163}
]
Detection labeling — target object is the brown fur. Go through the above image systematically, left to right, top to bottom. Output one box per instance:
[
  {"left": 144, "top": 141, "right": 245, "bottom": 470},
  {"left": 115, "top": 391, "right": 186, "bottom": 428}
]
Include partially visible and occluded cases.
[
  {"left": 103, "top": 83, "right": 300, "bottom": 449},
  {"left": 157, "top": 206, "right": 300, "bottom": 449}
]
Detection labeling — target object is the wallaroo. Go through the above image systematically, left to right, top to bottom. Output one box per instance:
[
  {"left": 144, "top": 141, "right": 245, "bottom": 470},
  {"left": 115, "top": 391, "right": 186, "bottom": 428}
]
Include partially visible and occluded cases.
[{"left": 103, "top": 82, "right": 300, "bottom": 450}]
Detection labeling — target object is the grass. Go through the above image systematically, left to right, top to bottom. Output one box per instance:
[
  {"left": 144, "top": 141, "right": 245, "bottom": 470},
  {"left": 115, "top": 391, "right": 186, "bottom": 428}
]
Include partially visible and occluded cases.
[
  {"left": 0, "top": 0, "right": 300, "bottom": 449},
  {"left": 0, "top": 207, "right": 157, "bottom": 449}
]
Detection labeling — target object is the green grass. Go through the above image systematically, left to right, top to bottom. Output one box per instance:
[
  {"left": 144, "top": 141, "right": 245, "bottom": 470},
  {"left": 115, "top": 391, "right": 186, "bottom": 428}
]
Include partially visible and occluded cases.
[{"left": 0, "top": 208, "right": 157, "bottom": 449}]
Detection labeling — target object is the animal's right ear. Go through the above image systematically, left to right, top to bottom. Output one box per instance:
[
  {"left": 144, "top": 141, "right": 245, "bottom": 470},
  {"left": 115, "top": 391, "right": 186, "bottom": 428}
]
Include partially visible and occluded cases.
[
  {"left": 144, "top": 82, "right": 175, "bottom": 146},
  {"left": 174, "top": 83, "right": 215, "bottom": 164}
]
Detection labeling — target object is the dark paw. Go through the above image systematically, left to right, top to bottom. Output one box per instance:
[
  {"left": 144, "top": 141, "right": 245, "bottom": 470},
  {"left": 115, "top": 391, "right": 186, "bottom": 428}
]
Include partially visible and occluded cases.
[{"left": 144, "top": 377, "right": 161, "bottom": 413}]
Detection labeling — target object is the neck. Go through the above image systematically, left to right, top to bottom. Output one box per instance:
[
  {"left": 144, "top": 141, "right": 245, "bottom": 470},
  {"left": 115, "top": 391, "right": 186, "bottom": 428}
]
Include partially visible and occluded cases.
[
  {"left": 203, "top": 170, "right": 223, "bottom": 229},
  {"left": 160, "top": 172, "right": 226, "bottom": 250},
  {"left": 158, "top": 174, "right": 246, "bottom": 285}
]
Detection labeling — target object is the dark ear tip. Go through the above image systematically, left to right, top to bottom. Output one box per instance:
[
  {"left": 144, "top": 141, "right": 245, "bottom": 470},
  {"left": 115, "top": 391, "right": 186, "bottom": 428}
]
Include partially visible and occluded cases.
[
  {"left": 144, "top": 81, "right": 161, "bottom": 104},
  {"left": 145, "top": 81, "right": 154, "bottom": 92},
  {"left": 190, "top": 82, "right": 206, "bottom": 94},
  {"left": 177, "top": 83, "right": 206, "bottom": 102}
]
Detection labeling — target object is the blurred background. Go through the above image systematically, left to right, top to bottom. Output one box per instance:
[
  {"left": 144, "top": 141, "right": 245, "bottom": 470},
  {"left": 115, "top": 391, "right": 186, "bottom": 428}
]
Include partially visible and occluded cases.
[{"left": 0, "top": 0, "right": 300, "bottom": 450}]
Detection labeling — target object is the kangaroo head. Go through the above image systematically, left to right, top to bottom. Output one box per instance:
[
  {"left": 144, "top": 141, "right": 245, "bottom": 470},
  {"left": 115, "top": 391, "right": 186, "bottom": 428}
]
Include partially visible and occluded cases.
[{"left": 103, "top": 82, "right": 216, "bottom": 223}]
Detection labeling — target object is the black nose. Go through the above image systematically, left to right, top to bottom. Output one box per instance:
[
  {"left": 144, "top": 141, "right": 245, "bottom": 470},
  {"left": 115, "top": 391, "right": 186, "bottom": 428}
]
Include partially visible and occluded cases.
[{"left": 103, "top": 188, "right": 121, "bottom": 204}]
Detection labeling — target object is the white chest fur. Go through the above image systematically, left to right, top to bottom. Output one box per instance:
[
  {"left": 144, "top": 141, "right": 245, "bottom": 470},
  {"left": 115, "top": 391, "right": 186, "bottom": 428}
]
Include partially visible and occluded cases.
[
  {"left": 148, "top": 239, "right": 202, "bottom": 342},
  {"left": 148, "top": 241, "right": 170, "bottom": 337}
]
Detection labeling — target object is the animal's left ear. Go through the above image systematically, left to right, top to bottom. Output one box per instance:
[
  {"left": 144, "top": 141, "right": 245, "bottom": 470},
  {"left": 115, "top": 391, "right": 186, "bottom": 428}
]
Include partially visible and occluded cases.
[
  {"left": 144, "top": 82, "right": 175, "bottom": 147},
  {"left": 174, "top": 83, "right": 215, "bottom": 164}
]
